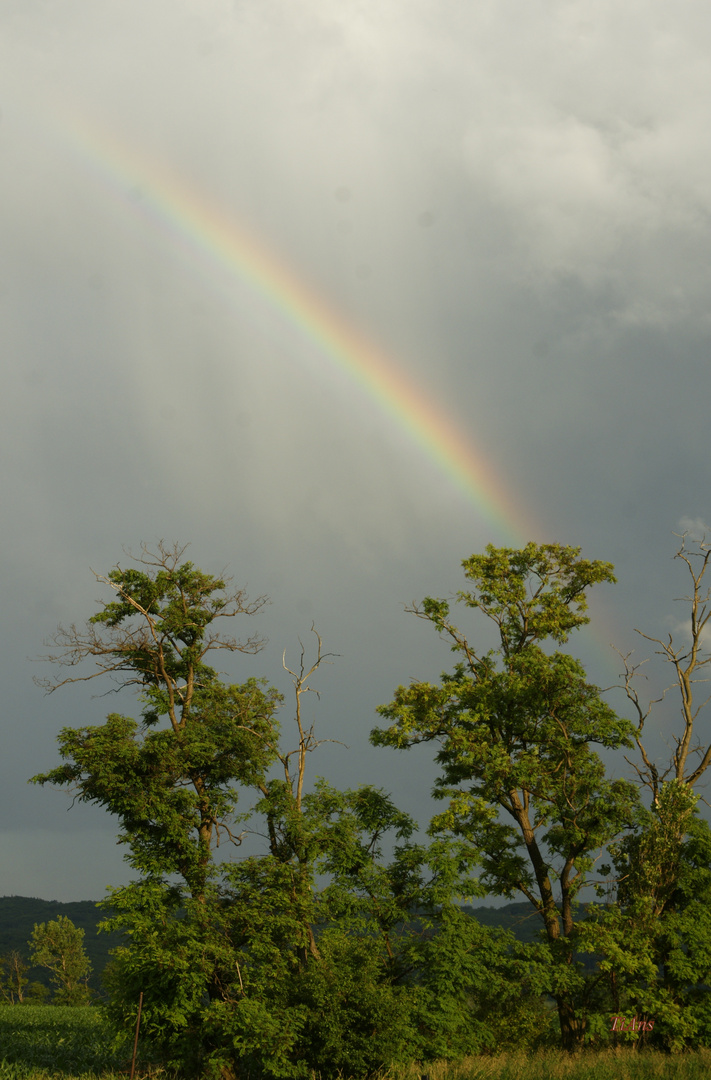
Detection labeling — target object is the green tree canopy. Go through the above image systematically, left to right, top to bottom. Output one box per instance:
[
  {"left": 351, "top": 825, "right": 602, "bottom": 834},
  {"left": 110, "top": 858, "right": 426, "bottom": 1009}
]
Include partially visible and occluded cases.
[
  {"left": 32, "top": 542, "right": 280, "bottom": 902},
  {"left": 372, "top": 543, "right": 639, "bottom": 1049},
  {"left": 30, "top": 916, "right": 91, "bottom": 1005},
  {"left": 0, "top": 950, "right": 28, "bottom": 1004}
]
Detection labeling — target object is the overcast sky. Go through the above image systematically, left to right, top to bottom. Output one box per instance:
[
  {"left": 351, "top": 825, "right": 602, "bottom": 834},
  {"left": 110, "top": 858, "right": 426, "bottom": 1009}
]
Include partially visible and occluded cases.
[{"left": 2, "top": 0, "right": 711, "bottom": 901}]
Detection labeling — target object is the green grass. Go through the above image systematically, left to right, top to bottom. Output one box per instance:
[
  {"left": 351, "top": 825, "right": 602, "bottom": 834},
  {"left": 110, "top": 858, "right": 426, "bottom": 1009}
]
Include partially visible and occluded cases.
[
  {"left": 0, "top": 1005, "right": 130, "bottom": 1078},
  {"left": 2, "top": 1007, "right": 711, "bottom": 1080},
  {"left": 389, "top": 1049, "right": 711, "bottom": 1080},
  {"left": 0, "top": 1067, "right": 128, "bottom": 1080}
]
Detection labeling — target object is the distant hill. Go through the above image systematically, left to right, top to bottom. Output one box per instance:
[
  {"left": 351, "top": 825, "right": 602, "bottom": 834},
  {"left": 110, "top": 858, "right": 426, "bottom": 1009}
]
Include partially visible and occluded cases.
[
  {"left": 0, "top": 896, "right": 123, "bottom": 994},
  {"left": 465, "top": 901, "right": 604, "bottom": 972},
  {"left": 463, "top": 902, "right": 544, "bottom": 945}
]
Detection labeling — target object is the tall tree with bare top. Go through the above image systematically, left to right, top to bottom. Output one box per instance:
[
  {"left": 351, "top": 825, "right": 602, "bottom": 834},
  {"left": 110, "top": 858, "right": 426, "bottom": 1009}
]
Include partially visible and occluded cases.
[
  {"left": 618, "top": 532, "right": 711, "bottom": 801},
  {"left": 586, "top": 533, "right": 711, "bottom": 1049}
]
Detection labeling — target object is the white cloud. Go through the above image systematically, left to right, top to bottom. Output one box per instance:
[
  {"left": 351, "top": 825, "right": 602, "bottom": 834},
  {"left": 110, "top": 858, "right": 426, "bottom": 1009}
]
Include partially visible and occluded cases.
[{"left": 678, "top": 517, "right": 711, "bottom": 543}]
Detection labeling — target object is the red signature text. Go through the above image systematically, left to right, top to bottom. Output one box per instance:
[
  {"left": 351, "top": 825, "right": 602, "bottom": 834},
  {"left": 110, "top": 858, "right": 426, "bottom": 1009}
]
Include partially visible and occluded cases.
[{"left": 610, "top": 1015, "right": 655, "bottom": 1033}]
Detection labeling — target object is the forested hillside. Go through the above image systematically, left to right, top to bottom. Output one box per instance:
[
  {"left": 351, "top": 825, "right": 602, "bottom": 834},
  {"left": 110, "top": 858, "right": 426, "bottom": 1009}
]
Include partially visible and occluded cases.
[{"left": 0, "top": 897, "right": 122, "bottom": 992}]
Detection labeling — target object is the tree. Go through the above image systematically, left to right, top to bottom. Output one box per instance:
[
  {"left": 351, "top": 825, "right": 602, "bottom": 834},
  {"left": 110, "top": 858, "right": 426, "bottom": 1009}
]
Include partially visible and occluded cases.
[
  {"left": 589, "top": 532, "right": 711, "bottom": 1049},
  {"left": 618, "top": 532, "right": 711, "bottom": 802},
  {"left": 32, "top": 541, "right": 279, "bottom": 905},
  {"left": 32, "top": 541, "right": 572, "bottom": 1072},
  {"left": 32, "top": 543, "right": 281, "bottom": 1068},
  {"left": 372, "top": 543, "right": 639, "bottom": 1050},
  {"left": 33, "top": 547, "right": 404, "bottom": 1076},
  {"left": 96, "top": 629, "right": 340, "bottom": 1077},
  {"left": 256, "top": 629, "right": 338, "bottom": 965},
  {"left": 582, "top": 781, "right": 711, "bottom": 1049},
  {"left": 303, "top": 786, "right": 550, "bottom": 1063},
  {"left": 30, "top": 917, "right": 91, "bottom": 1005},
  {"left": 0, "top": 950, "right": 28, "bottom": 1004}
]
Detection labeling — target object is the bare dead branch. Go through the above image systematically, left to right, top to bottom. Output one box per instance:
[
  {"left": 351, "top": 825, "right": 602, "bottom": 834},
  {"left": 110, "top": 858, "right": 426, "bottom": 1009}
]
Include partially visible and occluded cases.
[
  {"left": 617, "top": 533, "right": 711, "bottom": 796},
  {"left": 35, "top": 545, "right": 268, "bottom": 698},
  {"left": 280, "top": 626, "right": 339, "bottom": 810}
]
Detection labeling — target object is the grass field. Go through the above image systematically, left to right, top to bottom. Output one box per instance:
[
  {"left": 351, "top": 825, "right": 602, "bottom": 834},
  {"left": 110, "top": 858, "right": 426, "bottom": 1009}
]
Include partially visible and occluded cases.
[
  {"left": 0, "top": 1005, "right": 129, "bottom": 1078},
  {"left": 2, "top": 1005, "right": 711, "bottom": 1079},
  {"left": 391, "top": 1049, "right": 711, "bottom": 1080}
]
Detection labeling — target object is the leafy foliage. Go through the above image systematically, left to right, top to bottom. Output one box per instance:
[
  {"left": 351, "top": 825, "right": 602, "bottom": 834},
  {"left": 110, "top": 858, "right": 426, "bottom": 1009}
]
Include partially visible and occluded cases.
[
  {"left": 29, "top": 538, "right": 711, "bottom": 1073},
  {"left": 372, "top": 544, "right": 639, "bottom": 1049},
  {"left": 32, "top": 545, "right": 280, "bottom": 902},
  {"left": 581, "top": 784, "right": 711, "bottom": 1050},
  {"left": 29, "top": 919, "right": 92, "bottom": 1007},
  {"left": 0, "top": 954, "right": 28, "bottom": 1005}
]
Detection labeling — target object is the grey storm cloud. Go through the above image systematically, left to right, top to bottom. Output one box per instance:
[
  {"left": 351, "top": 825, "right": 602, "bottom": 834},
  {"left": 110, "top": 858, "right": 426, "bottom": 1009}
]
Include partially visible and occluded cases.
[{"left": 1, "top": 0, "right": 710, "bottom": 898}]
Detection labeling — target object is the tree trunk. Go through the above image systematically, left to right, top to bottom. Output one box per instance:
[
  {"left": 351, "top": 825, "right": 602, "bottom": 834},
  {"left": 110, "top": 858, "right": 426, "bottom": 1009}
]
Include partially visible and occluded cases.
[{"left": 557, "top": 996, "right": 585, "bottom": 1051}]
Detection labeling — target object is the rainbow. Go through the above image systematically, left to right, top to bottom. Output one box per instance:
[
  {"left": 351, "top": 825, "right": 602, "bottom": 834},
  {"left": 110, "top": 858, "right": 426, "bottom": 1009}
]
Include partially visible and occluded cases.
[{"left": 61, "top": 112, "right": 537, "bottom": 545}]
